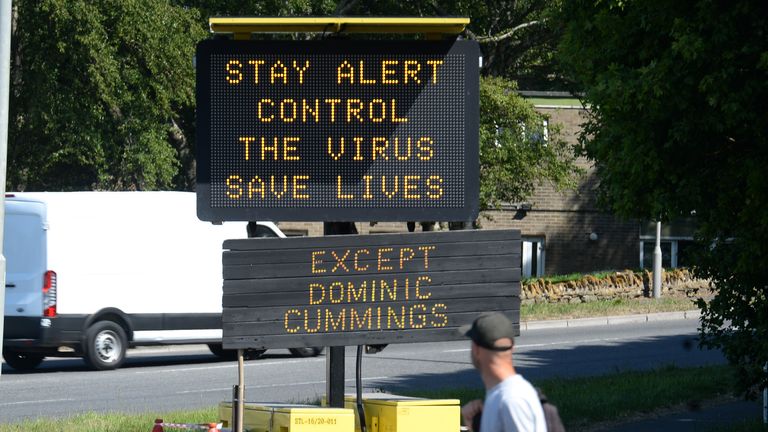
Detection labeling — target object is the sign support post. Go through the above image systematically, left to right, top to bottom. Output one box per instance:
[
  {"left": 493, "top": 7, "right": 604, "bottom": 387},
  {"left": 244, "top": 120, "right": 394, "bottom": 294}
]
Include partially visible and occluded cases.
[
  {"left": 324, "top": 222, "right": 358, "bottom": 408},
  {"left": 236, "top": 349, "right": 245, "bottom": 432}
]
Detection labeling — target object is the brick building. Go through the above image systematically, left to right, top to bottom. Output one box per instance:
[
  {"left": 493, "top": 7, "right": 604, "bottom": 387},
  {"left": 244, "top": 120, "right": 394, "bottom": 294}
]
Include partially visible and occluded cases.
[
  {"left": 481, "top": 92, "right": 639, "bottom": 276},
  {"left": 274, "top": 93, "right": 692, "bottom": 277}
]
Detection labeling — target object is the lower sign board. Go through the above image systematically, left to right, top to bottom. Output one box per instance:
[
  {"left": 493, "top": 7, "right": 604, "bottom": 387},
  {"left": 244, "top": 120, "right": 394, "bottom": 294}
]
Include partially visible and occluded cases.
[{"left": 222, "top": 229, "right": 520, "bottom": 350}]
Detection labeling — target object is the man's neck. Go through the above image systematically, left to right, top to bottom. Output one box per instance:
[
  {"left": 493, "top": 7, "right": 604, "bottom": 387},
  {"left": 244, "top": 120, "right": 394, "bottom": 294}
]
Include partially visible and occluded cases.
[{"left": 482, "top": 363, "right": 516, "bottom": 390}]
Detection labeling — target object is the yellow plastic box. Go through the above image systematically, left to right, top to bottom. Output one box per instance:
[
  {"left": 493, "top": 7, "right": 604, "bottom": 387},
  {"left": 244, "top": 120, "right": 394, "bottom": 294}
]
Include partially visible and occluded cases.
[
  {"left": 329, "top": 395, "right": 460, "bottom": 432},
  {"left": 219, "top": 402, "right": 354, "bottom": 432}
]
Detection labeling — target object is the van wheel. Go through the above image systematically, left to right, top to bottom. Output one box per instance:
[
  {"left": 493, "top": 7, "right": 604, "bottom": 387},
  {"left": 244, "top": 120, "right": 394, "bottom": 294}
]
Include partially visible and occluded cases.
[
  {"left": 84, "top": 321, "right": 127, "bottom": 370},
  {"left": 208, "top": 344, "right": 266, "bottom": 360},
  {"left": 289, "top": 347, "right": 324, "bottom": 357},
  {"left": 3, "top": 350, "right": 44, "bottom": 371}
]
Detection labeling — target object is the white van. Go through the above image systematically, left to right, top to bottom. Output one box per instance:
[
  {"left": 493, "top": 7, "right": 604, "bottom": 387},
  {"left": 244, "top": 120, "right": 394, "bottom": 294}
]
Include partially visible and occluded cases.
[{"left": 2, "top": 191, "right": 319, "bottom": 371}]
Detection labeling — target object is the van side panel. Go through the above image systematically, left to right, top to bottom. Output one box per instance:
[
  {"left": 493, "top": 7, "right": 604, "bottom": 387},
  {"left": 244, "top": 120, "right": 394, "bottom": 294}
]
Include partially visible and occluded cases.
[
  {"left": 5, "top": 192, "right": 250, "bottom": 349},
  {"left": 34, "top": 192, "right": 243, "bottom": 317}
]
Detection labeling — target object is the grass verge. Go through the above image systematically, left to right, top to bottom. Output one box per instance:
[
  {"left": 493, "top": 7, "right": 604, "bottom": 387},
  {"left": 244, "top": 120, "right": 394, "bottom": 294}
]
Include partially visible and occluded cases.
[
  {"left": 521, "top": 297, "right": 698, "bottom": 321},
  {"left": 401, "top": 364, "right": 736, "bottom": 431},
  {"left": 0, "top": 365, "right": 738, "bottom": 432},
  {"left": 0, "top": 409, "right": 217, "bottom": 432}
]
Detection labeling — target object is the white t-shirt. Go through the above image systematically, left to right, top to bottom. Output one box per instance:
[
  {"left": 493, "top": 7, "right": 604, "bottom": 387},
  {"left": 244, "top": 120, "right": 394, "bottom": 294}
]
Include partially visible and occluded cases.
[{"left": 480, "top": 374, "right": 547, "bottom": 432}]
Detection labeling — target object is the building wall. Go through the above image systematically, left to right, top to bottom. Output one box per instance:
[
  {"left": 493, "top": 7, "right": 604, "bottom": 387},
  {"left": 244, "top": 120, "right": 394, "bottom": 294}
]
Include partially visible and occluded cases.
[
  {"left": 276, "top": 99, "right": 640, "bottom": 276},
  {"left": 480, "top": 103, "right": 639, "bottom": 275}
]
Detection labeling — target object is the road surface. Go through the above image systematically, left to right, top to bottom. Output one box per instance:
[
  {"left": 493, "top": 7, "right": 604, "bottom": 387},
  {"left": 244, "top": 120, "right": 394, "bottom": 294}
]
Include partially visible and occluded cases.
[{"left": 0, "top": 318, "right": 723, "bottom": 424}]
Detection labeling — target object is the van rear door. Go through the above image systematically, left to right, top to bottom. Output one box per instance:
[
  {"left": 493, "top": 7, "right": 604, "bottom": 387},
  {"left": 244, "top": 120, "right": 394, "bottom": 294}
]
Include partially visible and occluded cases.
[{"left": 4, "top": 199, "right": 47, "bottom": 332}]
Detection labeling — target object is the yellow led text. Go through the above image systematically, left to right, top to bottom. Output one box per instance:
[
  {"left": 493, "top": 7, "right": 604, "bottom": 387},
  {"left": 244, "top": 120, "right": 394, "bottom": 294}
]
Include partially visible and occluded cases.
[
  {"left": 225, "top": 59, "right": 311, "bottom": 85},
  {"left": 336, "top": 59, "right": 444, "bottom": 85},
  {"left": 256, "top": 98, "right": 407, "bottom": 123},
  {"left": 238, "top": 136, "right": 301, "bottom": 161},
  {"left": 326, "top": 136, "right": 433, "bottom": 161},
  {"left": 226, "top": 175, "right": 310, "bottom": 199},
  {"left": 311, "top": 246, "right": 436, "bottom": 274},
  {"left": 283, "top": 303, "right": 448, "bottom": 333}
]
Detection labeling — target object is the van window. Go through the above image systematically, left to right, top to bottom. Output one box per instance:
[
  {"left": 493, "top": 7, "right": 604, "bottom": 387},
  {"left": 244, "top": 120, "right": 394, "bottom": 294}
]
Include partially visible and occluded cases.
[{"left": 4, "top": 213, "right": 45, "bottom": 274}]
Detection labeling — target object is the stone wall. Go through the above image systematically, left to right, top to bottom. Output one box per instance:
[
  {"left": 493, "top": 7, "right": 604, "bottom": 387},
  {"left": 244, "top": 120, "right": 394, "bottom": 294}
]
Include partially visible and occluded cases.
[{"left": 522, "top": 268, "right": 710, "bottom": 304}]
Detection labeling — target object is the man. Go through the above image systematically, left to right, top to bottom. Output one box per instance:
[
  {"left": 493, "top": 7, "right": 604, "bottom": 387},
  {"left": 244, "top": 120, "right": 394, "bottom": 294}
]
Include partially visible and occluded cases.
[{"left": 460, "top": 312, "right": 547, "bottom": 432}]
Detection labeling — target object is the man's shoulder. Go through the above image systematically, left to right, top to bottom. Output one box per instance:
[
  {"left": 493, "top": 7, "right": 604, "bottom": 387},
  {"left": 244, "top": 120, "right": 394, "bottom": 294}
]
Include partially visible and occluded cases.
[{"left": 500, "top": 375, "right": 539, "bottom": 398}]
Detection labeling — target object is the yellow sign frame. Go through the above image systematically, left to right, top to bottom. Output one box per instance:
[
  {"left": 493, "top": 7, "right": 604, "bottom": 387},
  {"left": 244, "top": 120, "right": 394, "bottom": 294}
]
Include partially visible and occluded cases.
[{"left": 209, "top": 17, "right": 470, "bottom": 39}]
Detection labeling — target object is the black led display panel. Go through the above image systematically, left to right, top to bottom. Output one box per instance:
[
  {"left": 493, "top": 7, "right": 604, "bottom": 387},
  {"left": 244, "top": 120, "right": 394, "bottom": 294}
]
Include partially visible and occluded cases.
[{"left": 196, "top": 39, "right": 480, "bottom": 222}]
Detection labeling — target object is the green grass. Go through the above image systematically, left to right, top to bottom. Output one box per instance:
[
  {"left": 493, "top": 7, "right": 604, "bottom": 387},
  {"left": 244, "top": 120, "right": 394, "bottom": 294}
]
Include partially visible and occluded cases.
[
  {"left": 522, "top": 297, "right": 698, "bottom": 321},
  {"left": 402, "top": 364, "right": 737, "bottom": 431},
  {"left": 0, "top": 365, "right": 743, "bottom": 431},
  {"left": 0, "top": 408, "right": 217, "bottom": 432}
]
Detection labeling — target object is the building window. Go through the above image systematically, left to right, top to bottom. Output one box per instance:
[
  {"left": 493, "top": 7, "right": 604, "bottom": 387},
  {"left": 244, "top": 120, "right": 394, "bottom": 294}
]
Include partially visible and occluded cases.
[
  {"left": 522, "top": 237, "right": 545, "bottom": 278},
  {"left": 639, "top": 239, "right": 694, "bottom": 269}
]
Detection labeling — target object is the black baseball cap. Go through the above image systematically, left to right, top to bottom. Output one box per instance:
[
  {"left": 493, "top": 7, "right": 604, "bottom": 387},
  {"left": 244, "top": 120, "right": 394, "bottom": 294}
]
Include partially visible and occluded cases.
[{"left": 461, "top": 312, "right": 516, "bottom": 351}]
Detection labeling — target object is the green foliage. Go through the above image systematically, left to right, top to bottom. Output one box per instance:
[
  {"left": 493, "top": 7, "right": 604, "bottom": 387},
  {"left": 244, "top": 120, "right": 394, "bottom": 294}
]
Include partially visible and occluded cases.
[
  {"left": 8, "top": 0, "right": 578, "bottom": 212},
  {"left": 9, "top": 0, "right": 206, "bottom": 191},
  {"left": 317, "top": 0, "right": 565, "bottom": 89},
  {"left": 558, "top": 0, "right": 768, "bottom": 397},
  {"left": 479, "top": 76, "right": 580, "bottom": 210}
]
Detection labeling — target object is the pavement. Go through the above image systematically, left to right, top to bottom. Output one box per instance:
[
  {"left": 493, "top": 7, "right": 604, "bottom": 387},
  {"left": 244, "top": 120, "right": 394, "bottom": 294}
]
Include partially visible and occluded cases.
[
  {"left": 521, "top": 309, "right": 766, "bottom": 431},
  {"left": 521, "top": 309, "right": 702, "bottom": 331}
]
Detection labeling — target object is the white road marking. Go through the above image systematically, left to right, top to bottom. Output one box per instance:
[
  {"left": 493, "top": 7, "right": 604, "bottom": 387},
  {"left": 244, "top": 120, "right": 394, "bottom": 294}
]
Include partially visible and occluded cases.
[
  {"left": 134, "top": 358, "right": 325, "bottom": 375},
  {"left": 175, "top": 376, "right": 390, "bottom": 394},
  {"left": 0, "top": 398, "right": 75, "bottom": 407}
]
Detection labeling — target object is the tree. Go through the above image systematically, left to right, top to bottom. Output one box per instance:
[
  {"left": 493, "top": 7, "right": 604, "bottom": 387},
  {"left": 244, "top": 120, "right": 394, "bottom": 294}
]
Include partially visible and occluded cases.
[
  {"left": 9, "top": 0, "right": 206, "bottom": 191},
  {"left": 9, "top": 0, "right": 579, "bottom": 211},
  {"left": 558, "top": 0, "right": 768, "bottom": 397},
  {"left": 478, "top": 76, "right": 578, "bottom": 211}
]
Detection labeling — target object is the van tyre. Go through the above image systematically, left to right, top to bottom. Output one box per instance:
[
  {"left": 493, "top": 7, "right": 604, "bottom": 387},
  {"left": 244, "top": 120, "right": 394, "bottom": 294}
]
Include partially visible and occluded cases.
[
  {"left": 84, "top": 321, "right": 127, "bottom": 370},
  {"left": 289, "top": 347, "right": 324, "bottom": 357},
  {"left": 3, "top": 350, "right": 44, "bottom": 371}
]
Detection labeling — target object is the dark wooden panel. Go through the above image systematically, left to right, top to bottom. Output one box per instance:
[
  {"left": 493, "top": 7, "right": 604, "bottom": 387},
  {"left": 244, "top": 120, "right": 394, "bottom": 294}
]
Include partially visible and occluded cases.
[
  {"left": 224, "top": 229, "right": 520, "bottom": 251},
  {"left": 222, "top": 230, "right": 521, "bottom": 349},
  {"left": 224, "top": 241, "right": 520, "bottom": 266},
  {"left": 224, "top": 253, "right": 519, "bottom": 280},
  {"left": 223, "top": 269, "right": 521, "bottom": 295},
  {"left": 223, "top": 282, "right": 519, "bottom": 308},
  {"left": 224, "top": 297, "right": 521, "bottom": 323},
  {"left": 224, "top": 309, "right": 521, "bottom": 336},
  {"left": 223, "top": 314, "right": 522, "bottom": 350}
]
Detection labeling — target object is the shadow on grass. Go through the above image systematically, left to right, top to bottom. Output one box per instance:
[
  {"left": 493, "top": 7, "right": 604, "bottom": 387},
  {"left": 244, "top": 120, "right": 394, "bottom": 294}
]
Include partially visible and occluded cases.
[
  {"left": 364, "top": 332, "right": 723, "bottom": 393},
  {"left": 356, "top": 333, "right": 729, "bottom": 430}
]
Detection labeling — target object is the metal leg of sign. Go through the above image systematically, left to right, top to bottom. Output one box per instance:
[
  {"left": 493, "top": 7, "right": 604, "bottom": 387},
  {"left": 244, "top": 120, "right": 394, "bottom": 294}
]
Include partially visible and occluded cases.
[
  {"left": 324, "top": 222, "right": 357, "bottom": 408},
  {"left": 356, "top": 345, "right": 368, "bottom": 432},
  {"left": 327, "top": 346, "right": 346, "bottom": 407},
  {"left": 237, "top": 349, "right": 245, "bottom": 432},
  {"left": 231, "top": 385, "right": 240, "bottom": 432}
]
